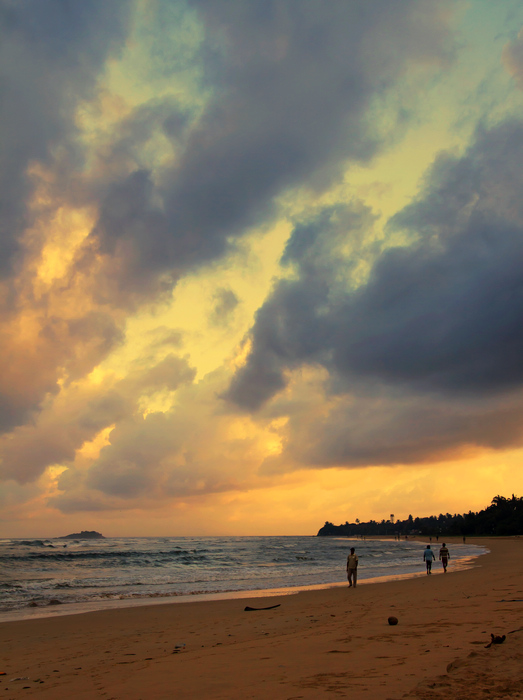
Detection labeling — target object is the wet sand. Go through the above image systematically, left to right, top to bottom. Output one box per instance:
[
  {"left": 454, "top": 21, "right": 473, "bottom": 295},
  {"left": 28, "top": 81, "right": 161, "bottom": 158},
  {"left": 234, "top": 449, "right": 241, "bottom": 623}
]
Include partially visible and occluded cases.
[{"left": 1, "top": 537, "right": 522, "bottom": 699}]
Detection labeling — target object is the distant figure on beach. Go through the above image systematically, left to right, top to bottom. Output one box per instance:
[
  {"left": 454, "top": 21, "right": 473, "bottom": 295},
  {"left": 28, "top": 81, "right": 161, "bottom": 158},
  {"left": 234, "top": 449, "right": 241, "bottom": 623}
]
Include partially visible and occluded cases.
[
  {"left": 439, "top": 543, "right": 450, "bottom": 573},
  {"left": 423, "top": 545, "right": 435, "bottom": 574},
  {"left": 347, "top": 547, "right": 359, "bottom": 588}
]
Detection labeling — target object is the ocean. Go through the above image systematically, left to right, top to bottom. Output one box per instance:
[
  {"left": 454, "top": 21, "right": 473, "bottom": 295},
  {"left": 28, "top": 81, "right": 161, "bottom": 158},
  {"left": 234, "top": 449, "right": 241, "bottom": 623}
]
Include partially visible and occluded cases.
[{"left": 0, "top": 536, "right": 486, "bottom": 622}]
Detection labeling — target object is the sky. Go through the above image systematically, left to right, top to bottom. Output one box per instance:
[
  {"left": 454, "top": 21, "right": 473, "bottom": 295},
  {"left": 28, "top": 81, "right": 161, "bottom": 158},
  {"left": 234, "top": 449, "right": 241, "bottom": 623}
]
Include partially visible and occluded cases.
[{"left": 2, "top": 0, "right": 523, "bottom": 537}]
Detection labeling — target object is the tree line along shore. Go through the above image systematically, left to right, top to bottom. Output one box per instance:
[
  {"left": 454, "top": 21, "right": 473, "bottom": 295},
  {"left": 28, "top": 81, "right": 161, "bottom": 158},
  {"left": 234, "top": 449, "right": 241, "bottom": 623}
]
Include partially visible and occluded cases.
[{"left": 317, "top": 494, "right": 523, "bottom": 538}]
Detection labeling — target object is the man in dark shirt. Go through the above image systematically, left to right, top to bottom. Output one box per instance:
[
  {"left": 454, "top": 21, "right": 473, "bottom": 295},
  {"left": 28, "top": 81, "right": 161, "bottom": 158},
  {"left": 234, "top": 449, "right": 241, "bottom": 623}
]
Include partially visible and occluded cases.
[
  {"left": 439, "top": 543, "right": 450, "bottom": 572},
  {"left": 346, "top": 547, "right": 359, "bottom": 587}
]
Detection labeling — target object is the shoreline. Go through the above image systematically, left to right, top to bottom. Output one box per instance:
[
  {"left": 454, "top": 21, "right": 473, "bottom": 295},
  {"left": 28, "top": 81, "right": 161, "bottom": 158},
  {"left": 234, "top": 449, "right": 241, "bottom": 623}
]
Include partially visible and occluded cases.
[
  {"left": 2, "top": 536, "right": 521, "bottom": 699},
  {"left": 0, "top": 539, "right": 487, "bottom": 624}
]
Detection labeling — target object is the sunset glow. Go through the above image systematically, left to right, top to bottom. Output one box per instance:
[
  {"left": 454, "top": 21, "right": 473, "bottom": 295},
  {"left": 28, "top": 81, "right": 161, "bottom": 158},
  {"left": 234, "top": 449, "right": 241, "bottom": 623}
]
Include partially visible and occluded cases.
[{"left": 2, "top": 1, "right": 523, "bottom": 536}]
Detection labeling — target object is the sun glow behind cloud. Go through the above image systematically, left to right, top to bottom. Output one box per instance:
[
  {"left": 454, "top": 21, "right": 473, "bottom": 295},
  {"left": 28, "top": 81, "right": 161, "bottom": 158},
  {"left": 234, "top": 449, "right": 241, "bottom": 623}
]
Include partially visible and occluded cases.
[{"left": 2, "top": 0, "right": 523, "bottom": 536}]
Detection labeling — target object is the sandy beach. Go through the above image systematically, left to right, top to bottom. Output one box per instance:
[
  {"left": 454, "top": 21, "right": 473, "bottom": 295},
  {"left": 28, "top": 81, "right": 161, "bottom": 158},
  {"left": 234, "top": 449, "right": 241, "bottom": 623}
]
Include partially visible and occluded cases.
[{"left": 1, "top": 537, "right": 522, "bottom": 700}]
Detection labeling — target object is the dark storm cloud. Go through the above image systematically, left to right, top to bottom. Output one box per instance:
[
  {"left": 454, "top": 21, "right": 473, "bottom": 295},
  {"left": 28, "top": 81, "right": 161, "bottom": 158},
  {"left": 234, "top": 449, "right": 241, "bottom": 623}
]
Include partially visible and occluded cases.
[
  {"left": 0, "top": 0, "right": 131, "bottom": 275},
  {"left": 0, "top": 0, "right": 136, "bottom": 442},
  {"left": 0, "top": 0, "right": 458, "bottom": 488},
  {"left": 90, "top": 0, "right": 454, "bottom": 298},
  {"left": 0, "top": 1, "right": 131, "bottom": 436},
  {"left": 226, "top": 119, "right": 523, "bottom": 424},
  {"left": 341, "top": 119, "right": 523, "bottom": 396},
  {"left": 225, "top": 204, "right": 376, "bottom": 409},
  {"left": 225, "top": 277, "right": 329, "bottom": 410},
  {"left": 261, "top": 387, "right": 523, "bottom": 472}
]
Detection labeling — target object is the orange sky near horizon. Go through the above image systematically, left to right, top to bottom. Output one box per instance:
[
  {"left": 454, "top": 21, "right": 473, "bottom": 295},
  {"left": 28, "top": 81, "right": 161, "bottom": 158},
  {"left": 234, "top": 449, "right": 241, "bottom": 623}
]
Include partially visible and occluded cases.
[{"left": 2, "top": 0, "right": 523, "bottom": 537}]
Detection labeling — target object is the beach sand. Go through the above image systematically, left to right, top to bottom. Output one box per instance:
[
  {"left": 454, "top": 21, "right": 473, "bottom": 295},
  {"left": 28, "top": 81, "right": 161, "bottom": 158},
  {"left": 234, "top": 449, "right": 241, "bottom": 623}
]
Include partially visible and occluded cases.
[{"left": 1, "top": 537, "right": 522, "bottom": 699}]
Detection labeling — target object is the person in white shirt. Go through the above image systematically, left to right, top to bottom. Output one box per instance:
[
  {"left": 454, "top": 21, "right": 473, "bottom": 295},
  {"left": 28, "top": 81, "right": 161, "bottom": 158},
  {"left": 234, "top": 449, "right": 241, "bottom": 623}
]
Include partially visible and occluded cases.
[{"left": 423, "top": 545, "right": 435, "bottom": 574}]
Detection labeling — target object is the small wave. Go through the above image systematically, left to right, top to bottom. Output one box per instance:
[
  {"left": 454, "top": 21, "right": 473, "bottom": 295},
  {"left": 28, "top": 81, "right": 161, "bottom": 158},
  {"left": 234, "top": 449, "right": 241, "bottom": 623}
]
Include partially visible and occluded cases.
[
  {"left": 17, "top": 540, "right": 49, "bottom": 547},
  {"left": 0, "top": 548, "right": 211, "bottom": 564}
]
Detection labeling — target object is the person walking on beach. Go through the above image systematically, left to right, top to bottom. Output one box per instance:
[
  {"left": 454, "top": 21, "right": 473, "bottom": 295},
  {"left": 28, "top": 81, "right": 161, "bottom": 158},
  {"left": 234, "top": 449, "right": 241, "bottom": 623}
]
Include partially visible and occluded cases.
[
  {"left": 439, "top": 543, "right": 450, "bottom": 572},
  {"left": 423, "top": 545, "right": 435, "bottom": 574},
  {"left": 347, "top": 547, "right": 358, "bottom": 588}
]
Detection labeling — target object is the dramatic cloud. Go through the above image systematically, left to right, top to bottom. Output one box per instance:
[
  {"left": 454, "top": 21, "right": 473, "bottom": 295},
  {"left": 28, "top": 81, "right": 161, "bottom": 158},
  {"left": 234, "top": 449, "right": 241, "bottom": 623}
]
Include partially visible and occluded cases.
[
  {"left": 0, "top": 0, "right": 130, "bottom": 275},
  {"left": 0, "top": 0, "right": 455, "bottom": 444},
  {"left": 86, "top": 0, "right": 454, "bottom": 301},
  {"left": 0, "top": 1, "right": 131, "bottom": 435},
  {"left": 3, "top": 2, "right": 523, "bottom": 533},
  {"left": 226, "top": 118, "right": 523, "bottom": 464},
  {"left": 0, "top": 306, "right": 126, "bottom": 434},
  {"left": 0, "top": 351, "right": 196, "bottom": 485},
  {"left": 49, "top": 369, "right": 274, "bottom": 512},
  {"left": 260, "top": 382, "right": 523, "bottom": 473}
]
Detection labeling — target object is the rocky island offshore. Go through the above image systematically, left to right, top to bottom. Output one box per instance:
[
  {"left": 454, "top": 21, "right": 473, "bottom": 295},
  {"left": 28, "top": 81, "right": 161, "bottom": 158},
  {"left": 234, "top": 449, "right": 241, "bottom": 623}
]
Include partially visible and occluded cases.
[{"left": 58, "top": 530, "right": 105, "bottom": 539}]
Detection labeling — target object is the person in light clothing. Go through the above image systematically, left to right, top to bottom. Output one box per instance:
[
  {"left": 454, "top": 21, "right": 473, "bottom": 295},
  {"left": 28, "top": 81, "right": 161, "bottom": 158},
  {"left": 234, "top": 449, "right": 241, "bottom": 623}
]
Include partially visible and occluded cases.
[
  {"left": 423, "top": 544, "right": 435, "bottom": 574},
  {"left": 347, "top": 547, "right": 359, "bottom": 587}
]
